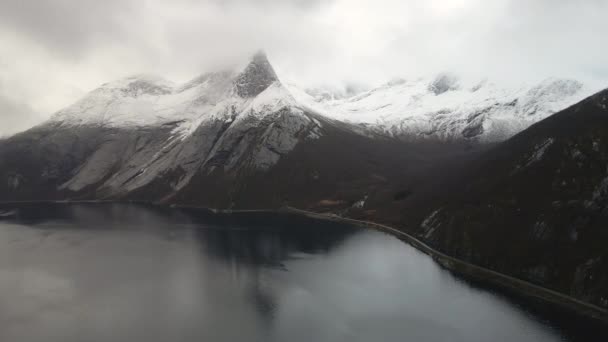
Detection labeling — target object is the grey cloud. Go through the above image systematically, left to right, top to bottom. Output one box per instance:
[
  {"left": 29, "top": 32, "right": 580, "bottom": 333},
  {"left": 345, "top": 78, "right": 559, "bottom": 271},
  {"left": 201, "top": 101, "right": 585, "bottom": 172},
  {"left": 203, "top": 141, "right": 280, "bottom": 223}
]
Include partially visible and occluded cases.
[
  {"left": 0, "top": 0, "right": 137, "bottom": 56},
  {"left": 0, "top": 0, "right": 329, "bottom": 58},
  {"left": 1, "top": 0, "right": 608, "bottom": 136},
  {"left": 208, "top": 0, "right": 331, "bottom": 9},
  {"left": 374, "top": 0, "right": 608, "bottom": 82},
  {"left": 0, "top": 95, "right": 38, "bottom": 137}
]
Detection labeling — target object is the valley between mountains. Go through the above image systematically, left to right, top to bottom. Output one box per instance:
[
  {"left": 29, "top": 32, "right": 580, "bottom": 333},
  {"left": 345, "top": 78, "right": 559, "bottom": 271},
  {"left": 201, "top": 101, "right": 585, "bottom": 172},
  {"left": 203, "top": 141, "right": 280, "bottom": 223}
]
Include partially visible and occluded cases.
[{"left": 1, "top": 52, "right": 608, "bottom": 315}]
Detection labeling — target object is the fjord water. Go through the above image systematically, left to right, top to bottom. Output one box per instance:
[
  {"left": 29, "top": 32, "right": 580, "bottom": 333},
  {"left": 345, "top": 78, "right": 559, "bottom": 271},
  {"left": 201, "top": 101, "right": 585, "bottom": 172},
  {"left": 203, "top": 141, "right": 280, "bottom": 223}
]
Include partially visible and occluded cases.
[{"left": 0, "top": 204, "right": 599, "bottom": 341}]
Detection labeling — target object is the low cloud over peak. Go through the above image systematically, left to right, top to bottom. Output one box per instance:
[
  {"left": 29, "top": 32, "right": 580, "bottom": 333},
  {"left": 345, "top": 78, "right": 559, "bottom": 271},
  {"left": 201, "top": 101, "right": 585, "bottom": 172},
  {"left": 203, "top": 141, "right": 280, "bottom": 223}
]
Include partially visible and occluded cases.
[{"left": 1, "top": 0, "right": 608, "bottom": 136}]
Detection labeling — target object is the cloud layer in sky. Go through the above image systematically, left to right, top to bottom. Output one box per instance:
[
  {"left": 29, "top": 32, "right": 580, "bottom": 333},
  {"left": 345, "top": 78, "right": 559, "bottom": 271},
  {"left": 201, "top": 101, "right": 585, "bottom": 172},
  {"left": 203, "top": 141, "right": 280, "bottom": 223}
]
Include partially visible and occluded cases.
[{"left": 1, "top": 0, "right": 608, "bottom": 135}]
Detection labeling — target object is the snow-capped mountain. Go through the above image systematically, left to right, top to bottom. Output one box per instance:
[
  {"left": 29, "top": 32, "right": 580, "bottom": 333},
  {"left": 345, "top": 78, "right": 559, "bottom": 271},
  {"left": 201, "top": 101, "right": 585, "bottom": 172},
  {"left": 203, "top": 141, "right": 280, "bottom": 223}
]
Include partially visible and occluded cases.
[
  {"left": 0, "top": 51, "right": 605, "bottom": 207},
  {"left": 3, "top": 51, "right": 608, "bottom": 319},
  {"left": 48, "top": 51, "right": 600, "bottom": 146},
  {"left": 0, "top": 52, "right": 330, "bottom": 202},
  {"left": 51, "top": 52, "right": 317, "bottom": 142},
  {"left": 289, "top": 74, "right": 601, "bottom": 142}
]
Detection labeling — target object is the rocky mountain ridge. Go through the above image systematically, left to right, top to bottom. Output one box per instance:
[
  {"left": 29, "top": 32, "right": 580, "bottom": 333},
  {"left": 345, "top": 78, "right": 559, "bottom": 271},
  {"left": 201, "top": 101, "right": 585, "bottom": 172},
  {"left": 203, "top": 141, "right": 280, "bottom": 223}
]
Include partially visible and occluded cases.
[
  {"left": 1, "top": 52, "right": 328, "bottom": 201},
  {"left": 291, "top": 75, "right": 601, "bottom": 142}
]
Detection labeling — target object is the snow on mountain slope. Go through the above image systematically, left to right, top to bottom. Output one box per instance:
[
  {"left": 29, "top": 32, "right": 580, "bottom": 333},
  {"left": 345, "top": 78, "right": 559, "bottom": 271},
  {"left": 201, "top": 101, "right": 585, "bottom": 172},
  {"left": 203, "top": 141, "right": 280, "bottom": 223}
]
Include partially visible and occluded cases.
[
  {"left": 9, "top": 51, "right": 604, "bottom": 201},
  {"left": 34, "top": 52, "right": 323, "bottom": 197},
  {"left": 49, "top": 52, "right": 305, "bottom": 140},
  {"left": 50, "top": 52, "right": 600, "bottom": 145},
  {"left": 288, "top": 75, "right": 603, "bottom": 142}
]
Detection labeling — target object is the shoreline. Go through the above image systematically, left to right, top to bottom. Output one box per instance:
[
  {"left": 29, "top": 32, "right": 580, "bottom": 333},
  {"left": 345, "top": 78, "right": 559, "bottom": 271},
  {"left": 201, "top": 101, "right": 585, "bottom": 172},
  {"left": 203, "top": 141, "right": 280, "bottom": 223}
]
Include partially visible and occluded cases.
[
  {"left": 2, "top": 200, "right": 608, "bottom": 323},
  {"left": 279, "top": 206, "right": 608, "bottom": 324}
]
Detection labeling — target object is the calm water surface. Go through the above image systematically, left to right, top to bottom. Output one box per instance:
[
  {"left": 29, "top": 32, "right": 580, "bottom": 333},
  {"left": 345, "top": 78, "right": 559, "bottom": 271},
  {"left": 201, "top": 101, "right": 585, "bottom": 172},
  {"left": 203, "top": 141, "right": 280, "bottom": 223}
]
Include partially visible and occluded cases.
[{"left": 0, "top": 203, "right": 603, "bottom": 341}]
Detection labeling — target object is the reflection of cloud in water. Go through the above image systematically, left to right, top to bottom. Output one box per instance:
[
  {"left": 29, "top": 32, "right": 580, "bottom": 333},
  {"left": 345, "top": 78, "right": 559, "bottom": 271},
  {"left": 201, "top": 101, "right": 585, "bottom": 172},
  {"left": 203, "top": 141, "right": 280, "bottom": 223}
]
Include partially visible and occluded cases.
[
  {"left": 0, "top": 203, "right": 576, "bottom": 342},
  {"left": 189, "top": 213, "right": 358, "bottom": 325},
  {"left": 270, "top": 231, "right": 562, "bottom": 342},
  {"left": 0, "top": 268, "right": 74, "bottom": 311},
  {"left": 0, "top": 269, "right": 76, "bottom": 341}
]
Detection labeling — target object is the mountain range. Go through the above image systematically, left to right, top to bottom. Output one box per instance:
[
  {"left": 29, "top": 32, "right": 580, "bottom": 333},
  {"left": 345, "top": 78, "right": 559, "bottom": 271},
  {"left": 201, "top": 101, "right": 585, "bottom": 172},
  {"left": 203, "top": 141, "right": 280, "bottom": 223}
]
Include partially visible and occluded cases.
[{"left": 1, "top": 51, "right": 607, "bottom": 313}]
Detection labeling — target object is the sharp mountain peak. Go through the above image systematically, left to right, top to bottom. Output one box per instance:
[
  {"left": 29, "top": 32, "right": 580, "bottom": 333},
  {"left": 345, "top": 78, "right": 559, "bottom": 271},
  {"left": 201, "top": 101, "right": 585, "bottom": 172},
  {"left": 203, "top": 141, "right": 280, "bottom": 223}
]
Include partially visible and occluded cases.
[{"left": 234, "top": 50, "right": 280, "bottom": 98}]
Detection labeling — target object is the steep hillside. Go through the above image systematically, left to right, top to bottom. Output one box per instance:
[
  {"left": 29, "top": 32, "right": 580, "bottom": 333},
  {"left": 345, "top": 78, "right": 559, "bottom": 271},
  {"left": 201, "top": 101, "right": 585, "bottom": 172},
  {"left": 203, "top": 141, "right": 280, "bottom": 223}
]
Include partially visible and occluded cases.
[
  {"left": 0, "top": 52, "right": 322, "bottom": 201},
  {"left": 2, "top": 52, "right": 460, "bottom": 205},
  {"left": 2, "top": 52, "right": 489, "bottom": 206},
  {"left": 409, "top": 89, "right": 608, "bottom": 309},
  {"left": 169, "top": 115, "right": 465, "bottom": 210}
]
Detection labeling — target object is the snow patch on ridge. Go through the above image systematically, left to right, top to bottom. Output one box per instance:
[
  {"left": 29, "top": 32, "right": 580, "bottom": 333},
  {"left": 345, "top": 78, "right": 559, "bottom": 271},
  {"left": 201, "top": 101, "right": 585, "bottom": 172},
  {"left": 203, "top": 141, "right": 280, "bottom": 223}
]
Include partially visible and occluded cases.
[
  {"left": 47, "top": 56, "right": 325, "bottom": 196},
  {"left": 51, "top": 67, "right": 600, "bottom": 144},
  {"left": 288, "top": 77, "right": 601, "bottom": 142},
  {"left": 243, "top": 82, "right": 298, "bottom": 117},
  {"left": 525, "top": 138, "right": 555, "bottom": 167},
  {"left": 420, "top": 208, "right": 442, "bottom": 239}
]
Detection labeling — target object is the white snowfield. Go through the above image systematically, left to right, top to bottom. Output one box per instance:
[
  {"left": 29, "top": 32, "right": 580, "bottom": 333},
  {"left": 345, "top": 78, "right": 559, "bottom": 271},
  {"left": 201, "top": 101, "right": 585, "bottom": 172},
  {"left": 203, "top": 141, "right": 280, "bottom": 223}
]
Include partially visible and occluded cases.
[
  {"left": 12, "top": 53, "right": 607, "bottom": 199},
  {"left": 46, "top": 53, "right": 325, "bottom": 195},
  {"left": 51, "top": 54, "right": 602, "bottom": 143},
  {"left": 51, "top": 68, "right": 313, "bottom": 141},
  {"left": 289, "top": 75, "right": 603, "bottom": 142}
]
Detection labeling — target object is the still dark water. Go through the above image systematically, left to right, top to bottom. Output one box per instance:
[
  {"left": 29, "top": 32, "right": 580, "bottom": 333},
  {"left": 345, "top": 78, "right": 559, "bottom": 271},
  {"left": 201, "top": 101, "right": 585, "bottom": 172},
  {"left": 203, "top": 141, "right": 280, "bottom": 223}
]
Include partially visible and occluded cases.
[{"left": 0, "top": 203, "right": 603, "bottom": 341}]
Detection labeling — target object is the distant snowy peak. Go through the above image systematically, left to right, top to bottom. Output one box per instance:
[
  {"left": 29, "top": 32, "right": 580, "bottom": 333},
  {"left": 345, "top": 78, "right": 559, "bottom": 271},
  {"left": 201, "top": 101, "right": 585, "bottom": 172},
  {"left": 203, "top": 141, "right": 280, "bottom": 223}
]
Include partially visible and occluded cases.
[
  {"left": 48, "top": 52, "right": 602, "bottom": 144},
  {"left": 290, "top": 75, "right": 601, "bottom": 142}
]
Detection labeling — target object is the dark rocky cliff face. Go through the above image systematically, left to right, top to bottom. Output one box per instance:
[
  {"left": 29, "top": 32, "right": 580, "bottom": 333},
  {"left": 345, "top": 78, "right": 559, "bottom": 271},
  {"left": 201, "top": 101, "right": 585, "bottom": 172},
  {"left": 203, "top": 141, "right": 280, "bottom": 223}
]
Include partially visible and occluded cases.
[
  {"left": 234, "top": 51, "right": 279, "bottom": 98},
  {"left": 408, "top": 89, "right": 608, "bottom": 309},
  {"left": 168, "top": 116, "right": 452, "bottom": 210}
]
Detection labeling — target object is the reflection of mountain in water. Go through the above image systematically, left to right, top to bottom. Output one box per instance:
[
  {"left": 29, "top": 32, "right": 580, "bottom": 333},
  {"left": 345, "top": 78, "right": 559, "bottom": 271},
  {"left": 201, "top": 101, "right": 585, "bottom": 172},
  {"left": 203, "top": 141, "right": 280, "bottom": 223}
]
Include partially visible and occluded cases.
[
  {"left": 0, "top": 202, "right": 358, "bottom": 326},
  {"left": 1, "top": 202, "right": 606, "bottom": 341},
  {"left": 1, "top": 203, "right": 357, "bottom": 260},
  {"left": 2, "top": 203, "right": 357, "bottom": 260},
  {"left": 185, "top": 209, "right": 357, "bottom": 323},
  {"left": 191, "top": 213, "right": 356, "bottom": 267}
]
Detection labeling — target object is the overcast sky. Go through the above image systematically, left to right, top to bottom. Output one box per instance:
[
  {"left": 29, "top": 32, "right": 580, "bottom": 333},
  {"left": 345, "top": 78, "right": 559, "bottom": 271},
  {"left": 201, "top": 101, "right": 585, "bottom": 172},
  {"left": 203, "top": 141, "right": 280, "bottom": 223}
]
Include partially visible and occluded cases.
[{"left": 1, "top": 0, "right": 608, "bottom": 136}]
